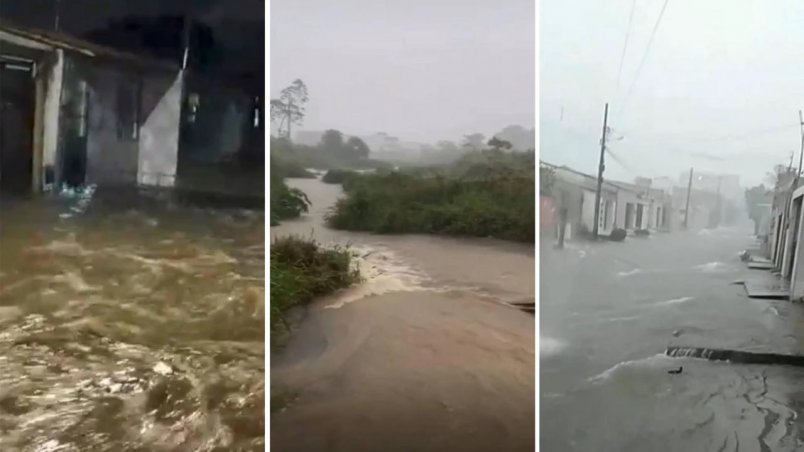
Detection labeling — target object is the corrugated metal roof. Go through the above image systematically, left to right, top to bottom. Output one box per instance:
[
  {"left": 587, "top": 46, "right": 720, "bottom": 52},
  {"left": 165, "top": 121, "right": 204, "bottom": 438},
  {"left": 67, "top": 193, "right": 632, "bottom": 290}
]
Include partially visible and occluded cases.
[{"left": 0, "top": 18, "right": 178, "bottom": 71}]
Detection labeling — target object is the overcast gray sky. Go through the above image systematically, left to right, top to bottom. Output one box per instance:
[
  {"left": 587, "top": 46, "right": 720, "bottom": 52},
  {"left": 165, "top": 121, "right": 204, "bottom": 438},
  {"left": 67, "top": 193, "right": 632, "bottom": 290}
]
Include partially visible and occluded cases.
[
  {"left": 270, "top": 0, "right": 535, "bottom": 144},
  {"left": 541, "top": 0, "right": 804, "bottom": 187}
]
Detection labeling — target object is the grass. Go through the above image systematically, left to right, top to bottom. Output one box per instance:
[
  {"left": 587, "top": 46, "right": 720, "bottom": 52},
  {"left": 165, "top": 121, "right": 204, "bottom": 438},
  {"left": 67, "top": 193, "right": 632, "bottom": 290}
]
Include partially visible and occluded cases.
[
  {"left": 326, "top": 150, "right": 535, "bottom": 242},
  {"left": 270, "top": 236, "right": 361, "bottom": 337}
]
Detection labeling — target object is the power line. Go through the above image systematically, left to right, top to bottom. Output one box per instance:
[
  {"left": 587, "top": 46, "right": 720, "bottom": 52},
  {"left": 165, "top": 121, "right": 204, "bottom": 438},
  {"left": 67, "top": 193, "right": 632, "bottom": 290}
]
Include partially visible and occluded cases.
[
  {"left": 616, "top": 0, "right": 638, "bottom": 89},
  {"left": 618, "top": 0, "right": 671, "bottom": 121},
  {"left": 619, "top": 122, "right": 799, "bottom": 144}
]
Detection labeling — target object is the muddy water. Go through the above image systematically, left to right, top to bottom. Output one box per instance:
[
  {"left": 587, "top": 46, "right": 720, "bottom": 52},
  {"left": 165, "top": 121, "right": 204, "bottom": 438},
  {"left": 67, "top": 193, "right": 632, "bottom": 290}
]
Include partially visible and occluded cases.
[
  {"left": 271, "top": 178, "right": 535, "bottom": 452},
  {"left": 0, "top": 192, "right": 264, "bottom": 451}
]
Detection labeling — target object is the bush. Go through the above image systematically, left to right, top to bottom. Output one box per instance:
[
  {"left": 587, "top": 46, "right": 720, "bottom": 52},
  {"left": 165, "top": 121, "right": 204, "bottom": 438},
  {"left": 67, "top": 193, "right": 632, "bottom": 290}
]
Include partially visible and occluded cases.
[
  {"left": 325, "top": 151, "right": 535, "bottom": 242},
  {"left": 270, "top": 157, "right": 311, "bottom": 225},
  {"left": 322, "top": 169, "right": 359, "bottom": 184},
  {"left": 270, "top": 237, "right": 360, "bottom": 334}
]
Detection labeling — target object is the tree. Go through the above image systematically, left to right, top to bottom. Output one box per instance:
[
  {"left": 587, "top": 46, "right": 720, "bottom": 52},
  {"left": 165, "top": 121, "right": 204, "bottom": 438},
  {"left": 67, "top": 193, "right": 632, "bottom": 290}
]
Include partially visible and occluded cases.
[
  {"left": 270, "top": 79, "right": 309, "bottom": 139},
  {"left": 493, "top": 125, "right": 536, "bottom": 151},
  {"left": 319, "top": 129, "right": 345, "bottom": 153},
  {"left": 462, "top": 133, "right": 485, "bottom": 151},
  {"left": 344, "top": 136, "right": 370, "bottom": 160},
  {"left": 488, "top": 137, "right": 513, "bottom": 151},
  {"left": 745, "top": 184, "right": 771, "bottom": 235}
]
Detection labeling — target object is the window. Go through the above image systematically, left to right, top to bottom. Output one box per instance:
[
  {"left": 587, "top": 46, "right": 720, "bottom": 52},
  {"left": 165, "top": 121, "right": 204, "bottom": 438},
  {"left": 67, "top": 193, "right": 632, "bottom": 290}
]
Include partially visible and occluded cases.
[
  {"left": 116, "top": 79, "right": 141, "bottom": 141},
  {"left": 186, "top": 93, "right": 200, "bottom": 124},
  {"left": 253, "top": 96, "right": 260, "bottom": 128}
]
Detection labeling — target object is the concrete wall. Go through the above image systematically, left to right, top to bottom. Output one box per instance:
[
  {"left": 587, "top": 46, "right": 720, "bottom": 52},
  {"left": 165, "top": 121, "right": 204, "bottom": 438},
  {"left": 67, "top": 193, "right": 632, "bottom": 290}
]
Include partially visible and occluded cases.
[
  {"left": 41, "top": 49, "right": 63, "bottom": 187},
  {"left": 74, "top": 60, "right": 140, "bottom": 185},
  {"left": 138, "top": 71, "right": 183, "bottom": 187},
  {"left": 179, "top": 77, "right": 251, "bottom": 163},
  {"left": 789, "top": 187, "right": 804, "bottom": 300}
]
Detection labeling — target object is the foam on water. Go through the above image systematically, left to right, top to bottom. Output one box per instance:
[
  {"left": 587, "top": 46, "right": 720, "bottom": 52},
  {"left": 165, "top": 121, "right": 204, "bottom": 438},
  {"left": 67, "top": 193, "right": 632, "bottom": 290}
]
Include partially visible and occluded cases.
[
  {"left": 324, "top": 245, "right": 432, "bottom": 309},
  {"left": 693, "top": 261, "right": 727, "bottom": 273},
  {"left": 617, "top": 268, "right": 643, "bottom": 277},
  {"left": 653, "top": 296, "right": 694, "bottom": 307},
  {"left": 541, "top": 337, "right": 567, "bottom": 357},
  {"left": 587, "top": 353, "right": 672, "bottom": 383}
]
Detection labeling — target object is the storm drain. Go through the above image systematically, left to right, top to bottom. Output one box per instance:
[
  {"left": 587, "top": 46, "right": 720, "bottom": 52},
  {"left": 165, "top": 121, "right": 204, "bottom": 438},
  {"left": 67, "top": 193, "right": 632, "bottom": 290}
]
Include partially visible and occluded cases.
[{"left": 666, "top": 345, "right": 804, "bottom": 368}]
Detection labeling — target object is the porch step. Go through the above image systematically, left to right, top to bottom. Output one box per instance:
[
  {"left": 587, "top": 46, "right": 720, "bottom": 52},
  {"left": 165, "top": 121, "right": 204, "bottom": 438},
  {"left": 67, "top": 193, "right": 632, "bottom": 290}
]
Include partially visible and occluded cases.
[{"left": 739, "top": 279, "right": 789, "bottom": 299}]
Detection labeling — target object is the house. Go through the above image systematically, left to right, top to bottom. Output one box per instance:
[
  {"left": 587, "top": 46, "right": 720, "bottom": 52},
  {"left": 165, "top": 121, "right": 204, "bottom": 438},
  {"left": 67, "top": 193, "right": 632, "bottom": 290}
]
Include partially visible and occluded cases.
[
  {"left": 0, "top": 19, "right": 261, "bottom": 198},
  {"left": 0, "top": 19, "right": 184, "bottom": 194},
  {"left": 541, "top": 162, "right": 618, "bottom": 240},
  {"left": 609, "top": 180, "right": 670, "bottom": 233}
]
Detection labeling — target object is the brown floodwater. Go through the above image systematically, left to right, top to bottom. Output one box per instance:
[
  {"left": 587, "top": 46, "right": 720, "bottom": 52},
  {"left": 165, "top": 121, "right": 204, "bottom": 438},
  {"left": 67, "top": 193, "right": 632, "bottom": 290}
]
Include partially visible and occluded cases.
[
  {"left": 271, "top": 178, "right": 535, "bottom": 452},
  {"left": 0, "top": 191, "right": 264, "bottom": 451}
]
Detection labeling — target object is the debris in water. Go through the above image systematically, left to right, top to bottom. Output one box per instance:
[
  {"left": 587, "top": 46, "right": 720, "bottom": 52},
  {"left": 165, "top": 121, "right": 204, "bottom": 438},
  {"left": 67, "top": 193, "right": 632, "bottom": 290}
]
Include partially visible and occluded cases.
[
  {"left": 153, "top": 362, "right": 173, "bottom": 375},
  {"left": 668, "top": 366, "right": 683, "bottom": 374}
]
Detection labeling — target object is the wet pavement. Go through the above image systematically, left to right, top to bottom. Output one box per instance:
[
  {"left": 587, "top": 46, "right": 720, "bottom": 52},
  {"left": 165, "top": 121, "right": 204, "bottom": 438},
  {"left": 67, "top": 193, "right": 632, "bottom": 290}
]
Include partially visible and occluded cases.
[
  {"left": 271, "top": 178, "right": 535, "bottom": 452},
  {"left": 0, "top": 191, "right": 265, "bottom": 451},
  {"left": 541, "top": 227, "right": 804, "bottom": 452}
]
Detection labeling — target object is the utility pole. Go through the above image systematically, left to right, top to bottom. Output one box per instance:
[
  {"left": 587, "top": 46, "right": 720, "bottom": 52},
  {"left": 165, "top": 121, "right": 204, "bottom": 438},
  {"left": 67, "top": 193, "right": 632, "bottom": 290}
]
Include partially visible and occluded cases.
[
  {"left": 592, "top": 103, "right": 609, "bottom": 240},
  {"left": 797, "top": 110, "right": 804, "bottom": 188},
  {"left": 684, "top": 167, "right": 693, "bottom": 229},
  {"left": 715, "top": 176, "right": 723, "bottom": 228}
]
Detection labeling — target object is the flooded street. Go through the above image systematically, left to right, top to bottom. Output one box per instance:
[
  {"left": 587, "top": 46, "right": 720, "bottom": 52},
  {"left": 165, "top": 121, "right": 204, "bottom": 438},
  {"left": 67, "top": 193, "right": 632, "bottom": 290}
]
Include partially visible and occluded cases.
[
  {"left": 271, "top": 178, "right": 535, "bottom": 452},
  {"left": 0, "top": 192, "right": 265, "bottom": 451},
  {"left": 541, "top": 228, "right": 804, "bottom": 451}
]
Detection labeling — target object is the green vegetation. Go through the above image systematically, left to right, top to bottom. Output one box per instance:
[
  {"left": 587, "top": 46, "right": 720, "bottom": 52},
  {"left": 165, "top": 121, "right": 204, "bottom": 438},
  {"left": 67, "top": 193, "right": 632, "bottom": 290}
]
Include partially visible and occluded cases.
[
  {"left": 326, "top": 150, "right": 535, "bottom": 242},
  {"left": 270, "top": 158, "right": 311, "bottom": 226},
  {"left": 322, "top": 169, "right": 359, "bottom": 184},
  {"left": 270, "top": 236, "right": 360, "bottom": 336}
]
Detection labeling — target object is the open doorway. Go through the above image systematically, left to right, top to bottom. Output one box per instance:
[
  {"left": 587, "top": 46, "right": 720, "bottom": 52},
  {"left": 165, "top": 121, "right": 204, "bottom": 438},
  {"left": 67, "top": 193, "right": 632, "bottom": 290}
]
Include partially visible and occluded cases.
[{"left": 0, "top": 58, "right": 35, "bottom": 194}]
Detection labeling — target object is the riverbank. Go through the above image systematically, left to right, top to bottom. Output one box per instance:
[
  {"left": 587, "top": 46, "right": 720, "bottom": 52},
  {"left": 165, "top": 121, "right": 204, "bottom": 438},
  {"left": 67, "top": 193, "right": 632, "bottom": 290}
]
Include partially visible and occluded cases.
[{"left": 270, "top": 178, "right": 535, "bottom": 452}]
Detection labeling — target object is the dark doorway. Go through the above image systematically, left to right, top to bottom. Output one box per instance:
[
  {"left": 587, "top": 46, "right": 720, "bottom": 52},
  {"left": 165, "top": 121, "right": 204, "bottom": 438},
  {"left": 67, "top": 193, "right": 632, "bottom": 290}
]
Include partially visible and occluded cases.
[
  {"left": 0, "top": 58, "right": 35, "bottom": 194},
  {"left": 59, "top": 68, "right": 90, "bottom": 189}
]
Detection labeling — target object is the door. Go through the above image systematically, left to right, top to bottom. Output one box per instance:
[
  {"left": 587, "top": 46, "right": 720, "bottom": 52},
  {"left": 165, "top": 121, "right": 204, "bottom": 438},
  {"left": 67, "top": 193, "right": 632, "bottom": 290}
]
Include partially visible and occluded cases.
[{"left": 0, "top": 59, "right": 35, "bottom": 194}]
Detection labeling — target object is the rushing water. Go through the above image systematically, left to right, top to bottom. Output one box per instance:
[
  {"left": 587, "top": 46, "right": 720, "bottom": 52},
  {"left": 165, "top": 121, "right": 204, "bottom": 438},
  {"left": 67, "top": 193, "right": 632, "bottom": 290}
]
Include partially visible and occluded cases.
[
  {"left": 271, "top": 178, "right": 535, "bottom": 452},
  {"left": 0, "top": 192, "right": 265, "bottom": 451},
  {"left": 541, "top": 228, "right": 804, "bottom": 451}
]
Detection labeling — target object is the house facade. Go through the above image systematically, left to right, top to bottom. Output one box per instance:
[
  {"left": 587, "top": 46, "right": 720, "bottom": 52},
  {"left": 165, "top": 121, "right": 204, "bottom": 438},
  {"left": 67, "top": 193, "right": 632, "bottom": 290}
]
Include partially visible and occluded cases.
[
  {"left": 0, "top": 19, "right": 261, "bottom": 199},
  {"left": 0, "top": 20, "right": 185, "bottom": 195},
  {"left": 543, "top": 163, "right": 618, "bottom": 240}
]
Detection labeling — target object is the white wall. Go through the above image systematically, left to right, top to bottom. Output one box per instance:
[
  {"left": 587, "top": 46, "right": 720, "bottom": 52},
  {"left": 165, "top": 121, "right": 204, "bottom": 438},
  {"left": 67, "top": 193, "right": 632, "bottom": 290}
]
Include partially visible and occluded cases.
[
  {"left": 41, "top": 49, "right": 63, "bottom": 187},
  {"left": 138, "top": 71, "right": 183, "bottom": 187},
  {"left": 790, "top": 189, "right": 804, "bottom": 300}
]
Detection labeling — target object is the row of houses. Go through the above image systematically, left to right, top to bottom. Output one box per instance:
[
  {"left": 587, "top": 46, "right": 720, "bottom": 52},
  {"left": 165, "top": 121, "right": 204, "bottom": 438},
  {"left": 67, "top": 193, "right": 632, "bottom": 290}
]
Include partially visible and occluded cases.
[
  {"left": 0, "top": 18, "right": 262, "bottom": 198},
  {"left": 539, "top": 162, "right": 672, "bottom": 241},
  {"left": 539, "top": 162, "right": 740, "bottom": 242},
  {"left": 761, "top": 169, "right": 804, "bottom": 301}
]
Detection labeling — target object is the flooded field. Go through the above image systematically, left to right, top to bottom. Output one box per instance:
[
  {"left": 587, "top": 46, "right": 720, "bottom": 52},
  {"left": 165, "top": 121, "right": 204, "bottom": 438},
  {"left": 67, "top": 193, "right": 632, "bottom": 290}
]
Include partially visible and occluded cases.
[
  {"left": 271, "top": 179, "right": 535, "bottom": 452},
  {"left": 0, "top": 192, "right": 264, "bottom": 451}
]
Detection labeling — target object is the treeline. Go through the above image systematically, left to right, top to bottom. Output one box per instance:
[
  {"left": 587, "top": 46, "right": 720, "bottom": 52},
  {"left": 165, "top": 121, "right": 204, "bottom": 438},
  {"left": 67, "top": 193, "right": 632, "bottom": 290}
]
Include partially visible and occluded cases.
[{"left": 272, "top": 133, "right": 391, "bottom": 174}]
